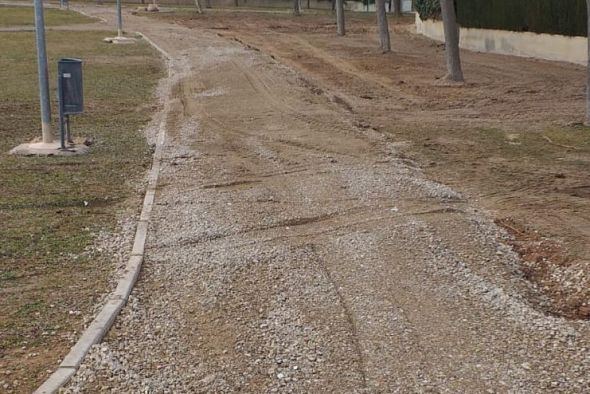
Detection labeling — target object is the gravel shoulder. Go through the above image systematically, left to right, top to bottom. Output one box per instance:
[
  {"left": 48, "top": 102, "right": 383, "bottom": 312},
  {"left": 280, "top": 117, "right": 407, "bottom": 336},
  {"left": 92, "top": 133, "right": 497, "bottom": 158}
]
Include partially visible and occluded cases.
[{"left": 64, "top": 5, "right": 590, "bottom": 393}]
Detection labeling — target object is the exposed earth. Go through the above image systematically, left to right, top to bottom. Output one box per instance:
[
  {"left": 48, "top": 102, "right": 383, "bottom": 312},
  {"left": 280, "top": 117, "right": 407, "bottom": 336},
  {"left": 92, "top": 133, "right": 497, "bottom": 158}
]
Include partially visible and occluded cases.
[
  {"left": 15, "top": 4, "right": 590, "bottom": 393},
  {"left": 157, "top": 8, "right": 590, "bottom": 322}
]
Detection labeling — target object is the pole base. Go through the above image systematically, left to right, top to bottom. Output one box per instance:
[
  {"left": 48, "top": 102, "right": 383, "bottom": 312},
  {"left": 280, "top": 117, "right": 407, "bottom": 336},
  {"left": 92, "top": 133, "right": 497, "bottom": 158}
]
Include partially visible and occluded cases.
[
  {"left": 103, "top": 36, "right": 136, "bottom": 44},
  {"left": 9, "top": 140, "right": 91, "bottom": 156}
]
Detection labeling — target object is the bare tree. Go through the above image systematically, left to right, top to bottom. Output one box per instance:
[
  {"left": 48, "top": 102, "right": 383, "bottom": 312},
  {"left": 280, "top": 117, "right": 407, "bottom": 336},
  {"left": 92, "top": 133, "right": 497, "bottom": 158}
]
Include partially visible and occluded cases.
[
  {"left": 194, "top": 0, "right": 202, "bottom": 13},
  {"left": 293, "top": 0, "right": 302, "bottom": 16},
  {"left": 336, "top": 0, "right": 345, "bottom": 36},
  {"left": 376, "top": 0, "right": 391, "bottom": 52},
  {"left": 392, "top": 0, "right": 401, "bottom": 17},
  {"left": 440, "top": 0, "right": 464, "bottom": 82},
  {"left": 586, "top": 0, "right": 590, "bottom": 125}
]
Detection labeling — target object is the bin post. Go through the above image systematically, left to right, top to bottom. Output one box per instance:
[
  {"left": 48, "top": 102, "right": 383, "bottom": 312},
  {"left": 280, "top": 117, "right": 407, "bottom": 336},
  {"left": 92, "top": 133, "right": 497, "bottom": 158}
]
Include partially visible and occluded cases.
[
  {"left": 57, "top": 70, "right": 66, "bottom": 150},
  {"left": 66, "top": 116, "right": 72, "bottom": 144}
]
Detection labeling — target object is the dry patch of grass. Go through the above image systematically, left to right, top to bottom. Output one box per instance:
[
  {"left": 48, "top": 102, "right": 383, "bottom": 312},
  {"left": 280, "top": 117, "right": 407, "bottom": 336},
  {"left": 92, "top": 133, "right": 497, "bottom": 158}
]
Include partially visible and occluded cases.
[{"left": 0, "top": 30, "right": 163, "bottom": 392}]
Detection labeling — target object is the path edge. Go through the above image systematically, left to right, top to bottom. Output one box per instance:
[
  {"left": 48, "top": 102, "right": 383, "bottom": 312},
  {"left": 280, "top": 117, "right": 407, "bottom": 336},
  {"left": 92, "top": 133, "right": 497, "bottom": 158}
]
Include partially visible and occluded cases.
[{"left": 34, "top": 33, "right": 172, "bottom": 394}]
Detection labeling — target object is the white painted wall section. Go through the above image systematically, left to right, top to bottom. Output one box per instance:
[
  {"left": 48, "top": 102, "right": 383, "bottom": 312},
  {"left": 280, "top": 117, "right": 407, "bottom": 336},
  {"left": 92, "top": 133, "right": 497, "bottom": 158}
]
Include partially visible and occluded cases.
[{"left": 415, "top": 14, "right": 587, "bottom": 66}]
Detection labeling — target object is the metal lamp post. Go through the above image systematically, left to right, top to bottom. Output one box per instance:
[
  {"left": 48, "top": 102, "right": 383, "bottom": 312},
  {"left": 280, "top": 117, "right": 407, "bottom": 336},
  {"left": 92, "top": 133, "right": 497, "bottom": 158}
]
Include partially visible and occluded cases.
[
  {"left": 33, "top": 0, "right": 53, "bottom": 144},
  {"left": 104, "top": 0, "right": 135, "bottom": 44}
]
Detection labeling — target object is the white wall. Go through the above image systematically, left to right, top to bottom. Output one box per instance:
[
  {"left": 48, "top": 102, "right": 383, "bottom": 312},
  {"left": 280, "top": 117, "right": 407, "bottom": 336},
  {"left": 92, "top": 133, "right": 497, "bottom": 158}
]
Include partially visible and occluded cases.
[
  {"left": 349, "top": 0, "right": 413, "bottom": 13},
  {"left": 402, "top": 0, "right": 412, "bottom": 13},
  {"left": 415, "top": 14, "right": 587, "bottom": 66}
]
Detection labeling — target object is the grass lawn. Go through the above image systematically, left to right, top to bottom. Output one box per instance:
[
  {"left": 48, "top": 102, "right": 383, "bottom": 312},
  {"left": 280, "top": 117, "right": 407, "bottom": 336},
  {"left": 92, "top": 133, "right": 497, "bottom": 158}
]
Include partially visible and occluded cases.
[
  {"left": 0, "top": 5, "right": 96, "bottom": 27},
  {"left": 0, "top": 27, "right": 163, "bottom": 392}
]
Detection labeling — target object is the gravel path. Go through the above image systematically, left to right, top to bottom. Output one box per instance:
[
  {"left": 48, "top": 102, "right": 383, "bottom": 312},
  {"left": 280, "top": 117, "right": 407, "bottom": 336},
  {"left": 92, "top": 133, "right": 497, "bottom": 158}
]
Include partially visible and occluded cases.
[{"left": 64, "top": 5, "right": 590, "bottom": 393}]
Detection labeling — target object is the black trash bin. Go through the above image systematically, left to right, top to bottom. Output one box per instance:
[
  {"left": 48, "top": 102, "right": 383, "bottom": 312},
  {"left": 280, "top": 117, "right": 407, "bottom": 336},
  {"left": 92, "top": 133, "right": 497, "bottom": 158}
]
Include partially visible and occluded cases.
[
  {"left": 57, "top": 58, "right": 83, "bottom": 148},
  {"left": 58, "top": 58, "right": 83, "bottom": 115}
]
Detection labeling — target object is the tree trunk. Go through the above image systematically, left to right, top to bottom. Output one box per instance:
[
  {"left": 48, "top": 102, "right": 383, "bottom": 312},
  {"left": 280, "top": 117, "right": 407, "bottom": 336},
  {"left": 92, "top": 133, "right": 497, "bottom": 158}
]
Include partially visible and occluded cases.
[
  {"left": 194, "top": 0, "right": 202, "bottom": 13},
  {"left": 205, "top": 0, "right": 211, "bottom": 8},
  {"left": 234, "top": 0, "right": 238, "bottom": 7},
  {"left": 293, "top": 0, "right": 301, "bottom": 16},
  {"left": 336, "top": 0, "right": 345, "bottom": 36},
  {"left": 376, "top": 0, "right": 390, "bottom": 52},
  {"left": 393, "top": 0, "right": 401, "bottom": 16},
  {"left": 440, "top": 0, "right": 464, "bottom": 82},
  {"left": 586, "top": 0, "right": 590, "bottom": 125}
]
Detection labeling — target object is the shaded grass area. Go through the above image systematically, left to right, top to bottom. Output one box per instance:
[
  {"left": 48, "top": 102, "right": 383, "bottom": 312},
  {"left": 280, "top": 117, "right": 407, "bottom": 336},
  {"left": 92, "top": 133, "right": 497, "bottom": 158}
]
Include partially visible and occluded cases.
[
  {"left": 0, "top": 6, "right": 96, "bottom": 27},
  {"left": 0, "top": 30, "right": 162, "bottom": 391}
]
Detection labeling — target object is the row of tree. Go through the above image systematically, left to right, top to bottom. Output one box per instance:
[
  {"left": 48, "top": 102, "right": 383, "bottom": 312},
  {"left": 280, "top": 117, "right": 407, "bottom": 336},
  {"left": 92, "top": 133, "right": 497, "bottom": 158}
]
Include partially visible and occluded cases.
[
  {"left": 193, "top": 0, "right": 590, "bottom": 124},
  {"left": 330, "top": 0, "right": 589, "bottom": 124},
  {"left": 333, "top": 0, "right": 463, "bottom": 81}
]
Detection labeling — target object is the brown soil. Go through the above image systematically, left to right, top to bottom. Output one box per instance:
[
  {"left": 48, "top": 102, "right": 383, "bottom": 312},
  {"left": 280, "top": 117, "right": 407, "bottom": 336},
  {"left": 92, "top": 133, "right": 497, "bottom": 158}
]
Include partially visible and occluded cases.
[{"left": 152, "top": 10, "right": 590, "bottom": 320}]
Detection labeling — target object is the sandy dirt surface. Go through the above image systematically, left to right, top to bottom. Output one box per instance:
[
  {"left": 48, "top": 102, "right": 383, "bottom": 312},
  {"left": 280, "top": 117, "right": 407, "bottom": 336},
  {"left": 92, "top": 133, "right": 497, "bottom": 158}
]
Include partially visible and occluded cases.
[
  {"left": 58, "top": 5, "right": 590, "bottom": 393},
  {"left": 157, "top": 10, "right": 590, "bottom": 321}
]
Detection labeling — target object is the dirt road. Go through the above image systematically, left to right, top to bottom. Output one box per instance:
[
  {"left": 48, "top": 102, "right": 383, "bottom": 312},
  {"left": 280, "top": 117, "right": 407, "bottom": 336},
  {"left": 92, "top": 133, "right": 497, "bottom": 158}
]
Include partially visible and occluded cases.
[
  {"left": 65, "top": 6, "right": 589, "bottom": 393},
  {"left": 166, "top": 10, "right": 590, "bottom": 321}
]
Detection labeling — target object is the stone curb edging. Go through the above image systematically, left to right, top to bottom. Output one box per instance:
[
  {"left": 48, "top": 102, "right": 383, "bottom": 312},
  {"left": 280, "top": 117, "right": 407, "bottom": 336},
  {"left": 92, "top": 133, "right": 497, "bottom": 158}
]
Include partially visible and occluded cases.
[{"left": 34, "top": 33, "right": 172, "bottom": 394}]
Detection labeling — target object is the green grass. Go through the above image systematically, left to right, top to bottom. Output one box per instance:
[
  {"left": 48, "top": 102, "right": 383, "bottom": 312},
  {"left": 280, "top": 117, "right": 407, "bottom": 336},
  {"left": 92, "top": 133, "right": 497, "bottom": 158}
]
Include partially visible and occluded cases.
[
  {"left": 0, "top": 6, "right": 96, "bottom": 27},
  {"left": 0, "top": 30, "right": 163, "bottom": 390},
  {"left": 0, "top": 31, "right": 161, "bottom": 262}
]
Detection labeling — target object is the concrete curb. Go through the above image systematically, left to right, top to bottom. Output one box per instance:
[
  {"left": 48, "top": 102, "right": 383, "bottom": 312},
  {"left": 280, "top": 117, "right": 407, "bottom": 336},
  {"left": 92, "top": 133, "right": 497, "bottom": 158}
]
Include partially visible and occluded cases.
[{"left": 34, "top": 32, "right": 172, "bottom": 394}]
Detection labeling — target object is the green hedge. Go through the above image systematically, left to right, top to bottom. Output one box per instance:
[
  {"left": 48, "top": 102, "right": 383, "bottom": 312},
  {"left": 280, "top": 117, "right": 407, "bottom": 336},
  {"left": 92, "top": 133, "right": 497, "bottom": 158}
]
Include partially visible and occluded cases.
[
  {"left": 415, "top": 0, "right": 441, "bottom": 20},
  {"left": 417, "top": 0, "right": 588, "bottom": 37},
  {"left": 456, "top": 0, "right": 587, "bottom": 37}
]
